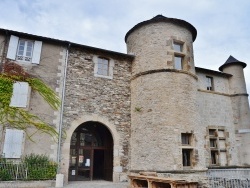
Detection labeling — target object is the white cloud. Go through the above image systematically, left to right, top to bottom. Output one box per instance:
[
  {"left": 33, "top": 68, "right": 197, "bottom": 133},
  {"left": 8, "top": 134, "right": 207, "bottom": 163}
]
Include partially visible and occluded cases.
[{"left": 0, "top": 0, "right": 249, "bottom": 94}]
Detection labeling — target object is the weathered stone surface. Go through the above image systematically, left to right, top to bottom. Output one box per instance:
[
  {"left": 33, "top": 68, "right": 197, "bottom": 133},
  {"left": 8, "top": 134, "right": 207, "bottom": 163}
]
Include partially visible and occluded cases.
[{"left": 62, "top": 48, "right": 132, "bottom": 181}]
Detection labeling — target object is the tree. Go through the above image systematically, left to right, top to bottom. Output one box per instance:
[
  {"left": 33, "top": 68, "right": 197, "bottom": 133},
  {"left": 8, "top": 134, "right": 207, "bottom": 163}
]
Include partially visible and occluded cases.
[{"left": 0, "top": 61, "right": 60, "bottom": 139}]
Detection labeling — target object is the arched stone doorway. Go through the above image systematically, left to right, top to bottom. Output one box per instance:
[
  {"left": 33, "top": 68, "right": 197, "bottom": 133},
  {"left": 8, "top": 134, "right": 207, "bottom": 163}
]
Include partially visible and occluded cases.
[{"left": 68, "top": 121, "right": 113, "bottom": 181}]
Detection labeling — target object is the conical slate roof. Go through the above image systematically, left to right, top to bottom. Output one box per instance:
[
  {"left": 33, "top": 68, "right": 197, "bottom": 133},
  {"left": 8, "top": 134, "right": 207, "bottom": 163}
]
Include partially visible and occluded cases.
[
  {"left": 125, "top": 15, "right": 197, "bottom": 42},
  {"left": 219, "top": 55, "right": 247, "bottom": 71}
]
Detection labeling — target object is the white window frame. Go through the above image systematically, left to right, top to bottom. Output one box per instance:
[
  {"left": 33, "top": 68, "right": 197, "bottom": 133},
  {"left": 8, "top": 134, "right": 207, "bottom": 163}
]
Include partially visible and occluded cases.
[
  {"left": 7, "top": 35, "right": 42, "bottom": 64},
  {"left": 16, "top": 39, "right": 34, "bottom": 62},
  {"left": 93, "top": 56, "right": 114, "bottom": 79},
  {"left": 10, "top": 82, "right": 30, "bottom": 108},
  {"left": 2, "top": 129, "right": 25, "bottom": 158}
]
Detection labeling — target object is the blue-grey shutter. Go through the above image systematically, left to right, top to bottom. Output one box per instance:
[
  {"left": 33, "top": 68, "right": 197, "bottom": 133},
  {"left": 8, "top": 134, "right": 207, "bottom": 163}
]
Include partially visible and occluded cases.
[
  {"left": 6, "top": 35, "right": 19, "bottom": 60},
  {"left": 32, "top": 41, "right": 42, "bottom": 64},
  {"left": 10, "top": 82, "right": 29, "bottom": 107},
  {"left": 3, "top": 129, "right": 24, "bottom": 158}
]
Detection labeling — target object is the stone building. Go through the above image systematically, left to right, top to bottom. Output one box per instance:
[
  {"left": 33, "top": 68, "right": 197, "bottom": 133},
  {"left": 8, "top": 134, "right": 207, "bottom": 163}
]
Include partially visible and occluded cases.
[{"left": 0, "top": 15, "right": 249, "bottom": 186}]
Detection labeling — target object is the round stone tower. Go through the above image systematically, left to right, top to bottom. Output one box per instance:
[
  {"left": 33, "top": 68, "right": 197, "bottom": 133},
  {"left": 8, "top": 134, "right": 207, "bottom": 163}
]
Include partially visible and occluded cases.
[
  {"left": 126, "top": 15, "right": 205, "bottom": 172},
  {"left": 219, "top": 56, "right": 250, "bottom": 165}
]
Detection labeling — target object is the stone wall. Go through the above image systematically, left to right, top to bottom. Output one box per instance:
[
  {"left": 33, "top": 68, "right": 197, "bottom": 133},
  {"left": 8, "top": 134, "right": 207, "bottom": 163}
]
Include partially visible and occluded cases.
[
  {"left": 126, "top": 19, "right": 206, "bottom": 174},
  {"left": 126, "top": 22, "right": 195, "bottom": 75},
  {"left": 62, "top": 47, "right": 132, "bottom": 181},
  {"left": 196, "top": 72, "right": 230, "bottom": 93}
]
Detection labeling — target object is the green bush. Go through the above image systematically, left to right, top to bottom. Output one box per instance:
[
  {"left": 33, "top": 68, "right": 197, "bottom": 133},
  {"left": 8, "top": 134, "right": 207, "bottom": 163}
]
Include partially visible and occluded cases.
[
  {"left": 23, "top": 153, "right": 57, "bottom": 180},
  {"left": 23, "top": 153, "right": 50, "bottom": 165},
  {"left": 0, "top": 169, "right": 12, "bottom": 181}
]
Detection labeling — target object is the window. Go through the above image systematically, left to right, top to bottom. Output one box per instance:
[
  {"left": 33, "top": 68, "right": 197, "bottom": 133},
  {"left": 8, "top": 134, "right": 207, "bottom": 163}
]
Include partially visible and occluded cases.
[
  {"left": 7, "top": 35, "right": 42, "bottom": 64},
  {"left": 16, "top": 40, "right": 33, "bottom": 62},
  {"left": 173, "top": 41, "right": 184, "bottom": 70},
  {"left": 173, "top": 42, "right": 183, "bottom": 52},
  {"left": 93, "top": 56, "right": 114, "bottom": 79},
  {"left": 174, "top": 56, "right": 183, "bottom": 70},
  {"left": 97, "top": 58, "right": 109, "bottom": 76},
  {"left": 206, "top": 76, "right": 213, "bottom": 91},
  {"left": 10, "top": 82, "right": 30, "bottom": 108},
  {"left": 208, "top": 128, "right": 228, "bottom": 166},
  {"left": 3, "top": 129, "right": 24, "bottom": 158},
  {"left": 209, "top": 129, "right": 216, "bottom": 136},
  {"left": 181, "top": 133, "right": 191, "bottom": 145},
  {"left": 181, "top": 133, "right": 193, "bottom": 167},
  {"left": 210, "top": 139, "right": 217, "bottom": 148},
  {"left": 182, "top": 149, "right": 191, "bottom": 166},
  {"left": 211, "top": 151, "right": 218, "bottom": 165}
]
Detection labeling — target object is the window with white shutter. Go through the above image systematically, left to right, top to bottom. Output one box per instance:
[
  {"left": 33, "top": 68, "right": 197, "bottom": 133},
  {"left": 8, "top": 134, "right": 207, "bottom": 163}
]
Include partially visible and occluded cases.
[
  {"left": 7, "top": 35, "right": 42, "bottom": 64},
  {"left": 10, "top": 82, "right": 30, "bottom": 108},
  {"left": 3, "top": 129, "right": 24, "bottom": 158}
]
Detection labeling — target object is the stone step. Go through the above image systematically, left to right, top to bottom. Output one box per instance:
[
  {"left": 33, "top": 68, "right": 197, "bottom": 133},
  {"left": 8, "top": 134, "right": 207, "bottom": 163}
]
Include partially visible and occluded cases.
[{"left": 61, "top": 181, "right": 129, "bottom": 188}]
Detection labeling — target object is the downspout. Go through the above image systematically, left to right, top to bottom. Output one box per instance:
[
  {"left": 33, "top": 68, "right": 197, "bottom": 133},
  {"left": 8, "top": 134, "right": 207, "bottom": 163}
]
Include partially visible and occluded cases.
[{"left": 57, "top": 42, "right": 71, "bottom": 173}]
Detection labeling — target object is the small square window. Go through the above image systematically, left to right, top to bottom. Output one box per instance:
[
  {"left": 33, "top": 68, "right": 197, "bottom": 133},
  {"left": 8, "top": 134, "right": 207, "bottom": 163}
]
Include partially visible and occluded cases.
[
  {"left": 173, "top": 42, "right": 183, "bottom": 52},
  {"left": 94, "top": 56, "right": 114, "bottom": 79},
  {"left": 174, "top": 56, "right": 183, "bottom": 70},
  {"left": 206, "top": 76, "right": 213, "bottom": 91},
  {"left": 209, "top": 129, "right": 216, "bottom": 136},
  {"left": 181, "top": 133, "right": 191, "bottom": 145},
  {"left": 210, "top": 139, "right": 217, "bottom": 148},
  {"left": 182, "top": 149, "right": 191, "bottom": 166}
]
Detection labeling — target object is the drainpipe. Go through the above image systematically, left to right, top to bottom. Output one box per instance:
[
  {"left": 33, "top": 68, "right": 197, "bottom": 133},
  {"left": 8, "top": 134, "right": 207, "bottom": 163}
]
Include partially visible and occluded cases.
[{"left": 57, "top": 42, "right": 71, "bottom": 172}]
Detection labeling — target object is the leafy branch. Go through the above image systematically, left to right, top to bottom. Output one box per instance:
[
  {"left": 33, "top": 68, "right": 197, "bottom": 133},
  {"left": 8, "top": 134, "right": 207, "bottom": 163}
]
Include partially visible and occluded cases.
[{"left": 0, "top": 62, "right": 60, "bottom": 139}]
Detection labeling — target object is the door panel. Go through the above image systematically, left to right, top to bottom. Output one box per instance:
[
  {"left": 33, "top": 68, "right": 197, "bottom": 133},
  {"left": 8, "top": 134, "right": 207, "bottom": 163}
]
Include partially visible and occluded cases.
[{"left": 68, "top": 122, "right": 113, "bottom": 181}]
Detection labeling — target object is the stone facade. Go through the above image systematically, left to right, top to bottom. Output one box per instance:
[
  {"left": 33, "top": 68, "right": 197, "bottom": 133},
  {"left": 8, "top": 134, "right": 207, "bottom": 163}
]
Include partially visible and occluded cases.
[
  {"left": 0, "top": 15, "right": 249, "bottom": 187},
  {"left": 60, "top": 47, "right": 133, "bottom": 182}
]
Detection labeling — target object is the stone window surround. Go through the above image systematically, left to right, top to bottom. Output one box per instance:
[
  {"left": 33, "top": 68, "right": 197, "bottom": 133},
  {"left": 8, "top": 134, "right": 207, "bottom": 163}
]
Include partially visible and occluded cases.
[
  {"left": 171, "top": 39, "right": 188, "bottom": 71},
  {"left": 93, "top": 55, "right": 114, "bottom": 79},
  {"left": 60, "top": 114, "right": 123, "bottom": 183},
  {"left": 207, "top": 127, "right": 228, "bottom": 166},
  {"left": 180, "top": 132, "right": 194, "bottom": 168}
]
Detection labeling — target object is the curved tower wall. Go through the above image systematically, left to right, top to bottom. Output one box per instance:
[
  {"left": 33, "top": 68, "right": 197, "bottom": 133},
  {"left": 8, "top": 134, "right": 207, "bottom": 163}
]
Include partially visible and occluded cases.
[
  {"left": 126, "top": 19, "right": 205, "bottom": 171},
  {"left": 223, "top": 65, "right": 250, "bottom": 165}
]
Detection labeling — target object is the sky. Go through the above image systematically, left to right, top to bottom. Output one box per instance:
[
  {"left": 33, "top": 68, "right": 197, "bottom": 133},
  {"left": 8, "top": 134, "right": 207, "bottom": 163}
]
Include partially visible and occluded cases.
[{"left": 0, "top": 0, "right": 249, "bottom": 95}]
